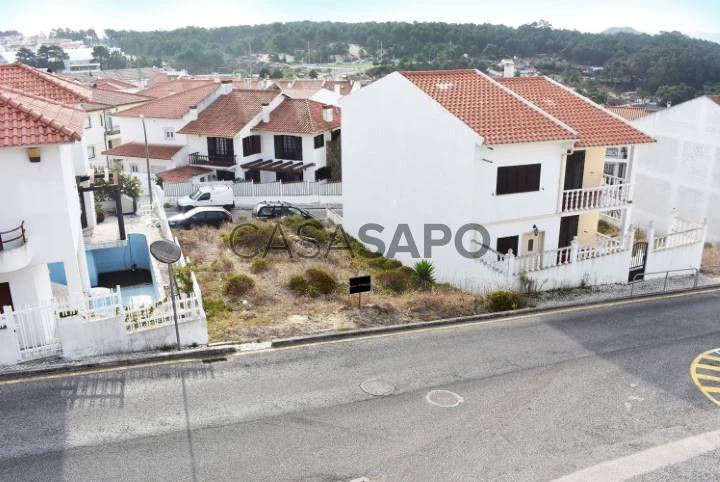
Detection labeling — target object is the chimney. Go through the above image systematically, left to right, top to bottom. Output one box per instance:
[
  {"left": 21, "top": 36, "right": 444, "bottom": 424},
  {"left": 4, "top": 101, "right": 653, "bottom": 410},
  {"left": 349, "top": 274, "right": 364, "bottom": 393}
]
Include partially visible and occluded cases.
[
  {"left": 502, "top": 59, "right": 515, "bottom": 78},
  {"left": 245, "top": 77, "right": 251, "bottom": 89},
  {"left": 220, "top": 79, "right": 233, "bottom": 94},
  {"left": 334, "top": 84, "right": 341, "bottom": 95},
  {"left": 667, "top": 102, "right": 672, "bottom": 108},
  {"left": 261, "top": 103, "right": 270, "bottom": 123},
  {"left": 188, "top": 105, "right": 198, "bottom": 121},
  {"left": 322, "top": 105, "right": 333, "bottom": 122}
]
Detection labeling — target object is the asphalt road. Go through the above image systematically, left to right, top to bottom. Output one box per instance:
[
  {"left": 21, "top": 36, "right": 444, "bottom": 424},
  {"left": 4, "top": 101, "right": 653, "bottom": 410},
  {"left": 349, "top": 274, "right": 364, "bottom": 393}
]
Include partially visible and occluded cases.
[{"left": 2, "top": 290, "right": 720, "bottom": 481}]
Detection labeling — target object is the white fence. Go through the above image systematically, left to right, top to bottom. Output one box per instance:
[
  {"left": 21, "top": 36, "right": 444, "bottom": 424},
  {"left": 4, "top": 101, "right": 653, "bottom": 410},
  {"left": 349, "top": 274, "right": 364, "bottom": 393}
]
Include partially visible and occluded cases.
[
  {"left": 162, "top": 180, "right": 342, "bottom": 204},
  {"left": 8, "top": 302, "right": 62, "bottom": 361}
]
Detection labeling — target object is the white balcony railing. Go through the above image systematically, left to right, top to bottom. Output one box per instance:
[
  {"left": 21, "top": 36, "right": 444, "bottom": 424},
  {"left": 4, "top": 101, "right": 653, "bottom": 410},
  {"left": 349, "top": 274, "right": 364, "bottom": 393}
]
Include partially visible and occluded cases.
[{"left": 562, "top": 174, "right": 631, "bottom": 213}]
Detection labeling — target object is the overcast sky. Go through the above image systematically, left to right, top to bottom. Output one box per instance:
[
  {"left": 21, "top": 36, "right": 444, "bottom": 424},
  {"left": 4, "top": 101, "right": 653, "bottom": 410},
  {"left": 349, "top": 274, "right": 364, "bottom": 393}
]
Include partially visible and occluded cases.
[{"left": 2, "top": 0, "right": 719, "bottom": 43}]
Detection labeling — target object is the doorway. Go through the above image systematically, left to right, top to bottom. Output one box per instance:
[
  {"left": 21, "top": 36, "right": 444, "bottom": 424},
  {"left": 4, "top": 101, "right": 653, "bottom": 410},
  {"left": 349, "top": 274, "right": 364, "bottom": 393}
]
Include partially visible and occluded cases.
[
  {"left": 521, "top": 230, "right": 544, "bottom": 270},
  {"left": 0, "top": 282, "right": 13, "bottom": 313}
]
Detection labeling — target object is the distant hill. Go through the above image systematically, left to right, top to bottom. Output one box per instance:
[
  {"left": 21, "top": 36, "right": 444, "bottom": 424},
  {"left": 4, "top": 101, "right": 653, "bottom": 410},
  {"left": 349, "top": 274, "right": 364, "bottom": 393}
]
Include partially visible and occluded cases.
[{"left": 602, "top": 27, "right": 643, "bottom": 35}]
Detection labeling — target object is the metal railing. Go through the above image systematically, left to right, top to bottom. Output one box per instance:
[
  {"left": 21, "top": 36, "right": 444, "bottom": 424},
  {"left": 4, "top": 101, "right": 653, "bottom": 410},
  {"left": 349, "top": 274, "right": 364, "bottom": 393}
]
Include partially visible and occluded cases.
[
  {"left": 189, "top": 152, "right": 237, "bottom": 167},
  {"left": 0, "top": 222, "right": 26, "bottom": 251},
  {"left": 630, "top": 268, "right": 699, "bottom": 295}
]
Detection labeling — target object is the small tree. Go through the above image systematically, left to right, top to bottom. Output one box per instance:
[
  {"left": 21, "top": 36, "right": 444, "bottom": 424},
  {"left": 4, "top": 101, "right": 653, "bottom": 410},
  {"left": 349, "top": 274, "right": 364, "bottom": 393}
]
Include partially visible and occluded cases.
[
  {"left": 91, "top": 46, "right": 111, "bottom": 69},
  {"left": 15, "top": 47, "right": 36, "bottom": 66},
  {"left": 270, "top": 68, "right": 284, "bottom": 79},
  {"left": 309, "top": 69, "right": 318, "bottom": 79}
]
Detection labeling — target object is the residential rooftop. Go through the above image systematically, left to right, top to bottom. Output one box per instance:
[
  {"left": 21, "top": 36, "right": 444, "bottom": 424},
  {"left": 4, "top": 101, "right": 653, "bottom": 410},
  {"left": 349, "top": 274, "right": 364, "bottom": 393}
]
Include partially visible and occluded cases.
[
  {"left": 137, "top": 79, "right": 216, "bottom": 99},
  {"left": 113, "top": 83, "right": 220, "bottom": 119},
  {"left": 178, "top": 89, "right": 280, "bottom": 137},
  {"left": 252, "top": 99, "right": 341, "bottom": 135},
  {"left": 101, "top": 142, "right": 183, "bottom": 160}
]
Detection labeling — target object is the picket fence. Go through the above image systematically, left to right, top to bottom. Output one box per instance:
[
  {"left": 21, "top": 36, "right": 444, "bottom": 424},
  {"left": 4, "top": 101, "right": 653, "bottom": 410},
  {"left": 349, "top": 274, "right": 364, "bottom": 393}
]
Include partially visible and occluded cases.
[{"left": 162, "top": 180, "right": 342, "bottom": 198}]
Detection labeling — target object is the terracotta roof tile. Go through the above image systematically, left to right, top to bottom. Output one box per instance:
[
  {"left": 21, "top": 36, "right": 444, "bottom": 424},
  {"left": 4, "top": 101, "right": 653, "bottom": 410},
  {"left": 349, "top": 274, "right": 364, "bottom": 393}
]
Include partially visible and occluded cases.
[
  {"left": 0, "top": 63, "right": 152, "bottom": 111},
  {"left": 402, "top": 70, "right": 577, "bottom": 145},
  {"left": 497, "top": 76, "right": 655, "bottom": 147},
  {"left": 91, "top": 77, "right": 137, "bottom": 91},
  {"left": 138, "top": 79, "right": 215, "bottom": 99},
  {"left": 322, "top": 80, "right": 353, "bottom": 96},
  {"left": 113, "top": 84, "right": 220, "bottom": 119},
  {"left": 0, "top": 85, "right": 85, "bottom": 147},
  {"left": 178, "top": 90, "right": 281, "bottom": 137},
  {"left": 708, "top": 95, "right": 720, "bottom": 106},
  {"left": 252, "top": 99, "right": 340, "bottom": 135},
  {"left": 604, "top": 105, "right": 652, "bottom": 121},
  {"left": 101, "top": 142, "right": 182, "bottom": 160},
  {"left": 156, "top": 165, "right": 213, "bottom": 183}
]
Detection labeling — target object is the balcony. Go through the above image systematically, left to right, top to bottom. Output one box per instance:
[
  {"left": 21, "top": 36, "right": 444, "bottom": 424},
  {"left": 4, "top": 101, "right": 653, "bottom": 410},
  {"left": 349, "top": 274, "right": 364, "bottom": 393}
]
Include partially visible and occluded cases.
[
  {"left": 189, "top": 152, "right": 237, "bottom": 168},
  {"left": 562, "top": 174, "right": 631, "bottom": 213},
  {"left": 0, "top": 222, "right": 31, "bottom": 274}
]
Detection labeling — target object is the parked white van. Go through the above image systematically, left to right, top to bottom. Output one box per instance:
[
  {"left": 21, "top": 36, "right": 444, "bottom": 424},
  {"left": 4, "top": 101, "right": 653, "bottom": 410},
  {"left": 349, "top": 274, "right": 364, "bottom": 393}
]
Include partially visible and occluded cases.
[{"left": 177, "top": 185, "right": 235, "bottom": 212}]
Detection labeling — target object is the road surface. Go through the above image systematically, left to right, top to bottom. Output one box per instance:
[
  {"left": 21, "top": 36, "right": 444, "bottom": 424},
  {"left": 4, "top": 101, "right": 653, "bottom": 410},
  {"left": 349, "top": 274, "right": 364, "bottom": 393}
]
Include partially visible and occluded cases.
[{"left": 1, "top": 289, "right": 720, "bottom": 481}]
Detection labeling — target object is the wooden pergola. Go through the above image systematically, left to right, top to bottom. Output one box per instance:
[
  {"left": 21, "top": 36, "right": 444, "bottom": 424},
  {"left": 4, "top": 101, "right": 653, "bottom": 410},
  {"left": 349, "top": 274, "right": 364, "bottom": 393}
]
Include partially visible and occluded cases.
[
  {"left": 240, "top": 159, "right": 315, "bottom": 173},
  {"left": 76, "top": 170, "right": 126, "bottom": 241}
]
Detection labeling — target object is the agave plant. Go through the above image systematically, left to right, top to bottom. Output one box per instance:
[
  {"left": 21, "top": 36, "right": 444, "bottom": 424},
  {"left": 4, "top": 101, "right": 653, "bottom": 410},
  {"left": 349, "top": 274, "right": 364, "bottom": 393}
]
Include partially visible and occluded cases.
[{"left": 412, "top": 259, "right": 436, "bottom": 288}]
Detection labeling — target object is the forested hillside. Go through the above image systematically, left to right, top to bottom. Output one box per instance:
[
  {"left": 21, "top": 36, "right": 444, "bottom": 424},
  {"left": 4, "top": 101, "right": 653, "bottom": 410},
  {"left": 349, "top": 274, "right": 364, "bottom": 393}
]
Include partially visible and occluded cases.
[{"left": 54, "top": 21, "right": 720, "bottom": 101}]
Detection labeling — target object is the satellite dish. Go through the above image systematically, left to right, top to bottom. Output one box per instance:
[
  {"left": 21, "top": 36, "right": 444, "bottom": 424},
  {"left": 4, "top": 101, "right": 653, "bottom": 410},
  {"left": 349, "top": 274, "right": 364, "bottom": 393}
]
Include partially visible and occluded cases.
[{"left": 149, "top": 240, "right": 182, "bottom": 264}]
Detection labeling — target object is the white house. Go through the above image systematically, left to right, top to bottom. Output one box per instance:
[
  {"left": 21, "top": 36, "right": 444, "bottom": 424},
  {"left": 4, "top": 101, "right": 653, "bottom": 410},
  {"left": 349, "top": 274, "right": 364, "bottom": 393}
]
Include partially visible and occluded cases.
[
  {"left": 0, "top": 63, "right": 154, "bottom": 170},
  {"left": 340, "top": 69, "right": 698, "bottom": 291},
  {"left": 107, "top": 82, "right": 225, "bottom": 193},
  {"left": 0, "top": 85, "right": 91, "bottom": 310},
  {"left": 177, "top": 90, "right": 341, "bottom": 182},
  {"left": 631, "top": 95, "right": 720, "bottom": 241}
]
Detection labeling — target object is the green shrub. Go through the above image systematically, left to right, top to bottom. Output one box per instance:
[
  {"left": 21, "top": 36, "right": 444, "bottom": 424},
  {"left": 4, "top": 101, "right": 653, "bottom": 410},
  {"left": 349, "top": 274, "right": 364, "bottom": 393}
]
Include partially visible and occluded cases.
[
  {"left": 281, "top": 214, "right": 307, "bottom": 230},
  {"left": 226, "top": 222, "right": 276, "bottom": 254},
  {"left": 298, "top": 224, "right": 329, "bottom": 243},
  {"left": 367, "top": 257, "right": 403, "bottom": 271},
  {"left": 250, "top": 258, "right": 271, "bottom": 274},
  {"left": 412, "top": 259, "right": 437, "bottom": 287},
  {"left": 377, "top": 267, "right": 414, "bottom": 293},
  {"left": 288, "top": 268, "right": 337, "bottom": 297},
  {"left": 222, "top": 274, "right": 256, "bottom": 296},
  {"left": 485, "top": 290, "right": 525, "bottom": 312},
  {"left": 203, "top": 297, "right": 232, "bottom": 319}
]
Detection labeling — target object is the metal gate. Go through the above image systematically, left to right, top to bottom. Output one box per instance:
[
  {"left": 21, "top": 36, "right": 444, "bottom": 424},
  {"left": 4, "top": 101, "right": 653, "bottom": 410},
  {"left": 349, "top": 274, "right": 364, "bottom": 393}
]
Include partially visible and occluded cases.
[
  {"left": 629, "top": 241, "right": 648, "bottom": 282},
  {"left": 13, "top": 303, "right": 62, "bottom": 361}
]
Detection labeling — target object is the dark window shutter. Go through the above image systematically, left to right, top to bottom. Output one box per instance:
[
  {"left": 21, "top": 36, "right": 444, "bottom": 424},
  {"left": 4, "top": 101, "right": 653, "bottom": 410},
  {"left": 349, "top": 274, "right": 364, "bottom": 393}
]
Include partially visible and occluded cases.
[
  {"left": 274, "top": 136, "right": 282, "bottom": 158},
  {"left": 294, "top": 137, "right": 303, "bottom": 161},
  {"left": 497, "top": 164, "right": 542, "bottom": 195}
]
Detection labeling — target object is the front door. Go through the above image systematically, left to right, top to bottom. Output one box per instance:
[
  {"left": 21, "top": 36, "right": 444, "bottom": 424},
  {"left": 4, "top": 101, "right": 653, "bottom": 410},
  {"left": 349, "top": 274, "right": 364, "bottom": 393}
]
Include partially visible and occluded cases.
[
  {"left": 564, "top": 151, "right": 586, "bottom": 190},
  {"left": 558, "top": 215, "right": 579, "bottom": 264},
  {"left": 521, "top": 230, "right": 544, "bottom": 271},
  {"left": 0, "top": 282, "right": 13, "bottom": 313}
]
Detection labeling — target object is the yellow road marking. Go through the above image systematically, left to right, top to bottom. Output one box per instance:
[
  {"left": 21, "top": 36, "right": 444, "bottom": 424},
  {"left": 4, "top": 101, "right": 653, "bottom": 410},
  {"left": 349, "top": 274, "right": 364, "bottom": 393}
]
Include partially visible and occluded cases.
[
  {"left": 3, "top": 287, "right": 720, "bottom": 387},
  {"left": 691, "top": 349, "right": 720, "bottom": 407},
  {"left": 701, "top": 355, "right": 720, "bottom": 363}
]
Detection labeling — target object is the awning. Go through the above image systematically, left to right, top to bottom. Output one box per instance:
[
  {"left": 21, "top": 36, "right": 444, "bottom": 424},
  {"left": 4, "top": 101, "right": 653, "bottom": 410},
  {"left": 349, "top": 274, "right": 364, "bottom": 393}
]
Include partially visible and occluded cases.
[{"left": 240, "top": 159, "right": 315, "bottom": 172}]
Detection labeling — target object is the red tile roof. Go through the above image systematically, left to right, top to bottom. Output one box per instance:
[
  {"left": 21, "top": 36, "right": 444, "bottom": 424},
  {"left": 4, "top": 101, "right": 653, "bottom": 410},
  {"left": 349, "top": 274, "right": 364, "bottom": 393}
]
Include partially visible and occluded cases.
[
  {"left": 0, "top": 63, "right": 152, "bottom": 110},
  {"left": 0, "top": 63, "right": 89, "bottom": 105},
  {"left": 401, "top": 70, "right": 577, "bottom": 145},
  {"left": 497, "top": 76, "right": 655, "bottom": 147},
  {"left": 138, "top": 79, "right": 215, "bottom": 99},
  {"left": 113, "top": 84, "right": 220, "bottom": 119},
  {"left": 0, "top": 85, "right": 85, "bottom": 147},
  {"left": 178, "top": 90, "right": 281, "bottom": 137},
  {"left": 708, "top": 95, "right": 720, "bottom": 106},
  {"left": 252, "top": 99, "right": 341, "bottom": 134},
  {"left": 604, "top": 105, "right": 652, "bottom": 121},
  {"left": 101, "top": 142, "right": 182, "bottom": 160},
  {"left": 156, "top": 165, "right": 213, "bottom": 183}
]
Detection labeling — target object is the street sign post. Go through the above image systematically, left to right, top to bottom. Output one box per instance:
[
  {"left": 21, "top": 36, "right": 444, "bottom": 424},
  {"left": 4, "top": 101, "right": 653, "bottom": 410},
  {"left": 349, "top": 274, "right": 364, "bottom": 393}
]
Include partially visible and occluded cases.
[
  {"left": 149, "top": 240, "right": 183, "bottom": 350},
  {"left": 349, "top": 275, "right": 371, "bottom": 308}
]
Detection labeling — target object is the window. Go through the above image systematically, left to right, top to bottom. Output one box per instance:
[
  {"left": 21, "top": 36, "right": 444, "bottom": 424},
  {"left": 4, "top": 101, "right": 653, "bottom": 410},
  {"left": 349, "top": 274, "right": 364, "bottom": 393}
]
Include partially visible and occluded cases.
[
  {"left": 99, "top": 114, "right": 103, "bottom": 127},
  {"left": 84, "top": 117, "right": 91, "bottom": 129},
  {"left": 164, "top": 128, "right": 175, "bottom": 140},
  {"left": 331, "top": 129, "right": 341, "bottom": 141},
  {"left": 314, "top": 134, "right": 324, "bottom": 149},
  {"left": 242, "top": 135, "right": 261, "bottom": 156},
  {"left": 274, "top": 135, "right": 303, "bottom": 160},
  {"left": 208, "top": 137, "right": 233, "bottom": 157},
  {"left": 87, "top": 146, "right": 95, "bottom": 159},
  {"left": 130, "top": 164, "right": 139, "bottom": 173},
  {"left": 496, "top": 164, "right": 541, "bottom": 195},
  {"left": 198, "top": 193, "right": 211, "bottom": 201},
  {"left": 496, "top": 235, "right": 519, "bottom": 257}
]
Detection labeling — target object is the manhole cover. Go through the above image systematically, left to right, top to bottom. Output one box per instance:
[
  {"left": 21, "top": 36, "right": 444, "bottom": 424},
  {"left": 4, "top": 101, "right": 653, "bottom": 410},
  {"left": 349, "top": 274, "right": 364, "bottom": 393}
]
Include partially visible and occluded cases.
[
  {"left": 360, "top": 379, "right": 395, "bottom": 396},
  {"left": 426, "top": 390, "right": 464, "bottom": 408}
]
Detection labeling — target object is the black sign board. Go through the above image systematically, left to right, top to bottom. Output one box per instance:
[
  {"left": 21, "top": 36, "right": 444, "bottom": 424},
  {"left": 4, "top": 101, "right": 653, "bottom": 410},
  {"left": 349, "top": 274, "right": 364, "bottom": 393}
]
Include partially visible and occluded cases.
[{"left": 349, "top": 275, "right": 371, "bottom": 294}]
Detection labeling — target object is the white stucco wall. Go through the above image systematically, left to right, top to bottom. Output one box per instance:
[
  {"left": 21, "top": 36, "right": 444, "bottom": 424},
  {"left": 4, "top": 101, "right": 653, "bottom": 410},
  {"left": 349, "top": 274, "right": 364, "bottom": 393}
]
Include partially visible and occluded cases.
[
  {"left": 341, "top": 71, "right": 589, "bottom": 291},
  {"left": 632, "top": 97, "right": 720, "bottom": 240},
  {"left": 0, "top": 143, "right": 89, "bottom": 302}
]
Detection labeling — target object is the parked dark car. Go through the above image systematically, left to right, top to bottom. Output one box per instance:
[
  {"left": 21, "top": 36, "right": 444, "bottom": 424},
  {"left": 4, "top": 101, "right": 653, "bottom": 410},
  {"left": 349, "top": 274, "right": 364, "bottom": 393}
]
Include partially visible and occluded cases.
[
  {"left": 251, "top": 201, "right": 315, "bottom": 220},
  {"left": 167, "top": 207, "right": 232, "bottom": 229}
]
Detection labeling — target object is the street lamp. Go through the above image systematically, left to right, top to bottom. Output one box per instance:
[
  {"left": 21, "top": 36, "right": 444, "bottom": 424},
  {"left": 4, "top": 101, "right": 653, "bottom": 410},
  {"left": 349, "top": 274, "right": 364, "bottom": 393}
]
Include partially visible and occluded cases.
[
  {"left": 140, "top": 114, "right": 152, "bottom": 205},
  {"left": 149, "top": 240, "right": 183, "bottom": 350}
]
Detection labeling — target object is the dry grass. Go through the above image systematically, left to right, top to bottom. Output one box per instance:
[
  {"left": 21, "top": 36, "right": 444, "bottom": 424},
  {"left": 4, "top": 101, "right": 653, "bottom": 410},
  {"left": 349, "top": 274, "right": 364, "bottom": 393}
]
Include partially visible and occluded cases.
[
  {"left": 174, "top": 219, "right": 488, "bottom": 343},
  {"left": 702, "top": 242, "right": 720, "bottom": 275}
]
